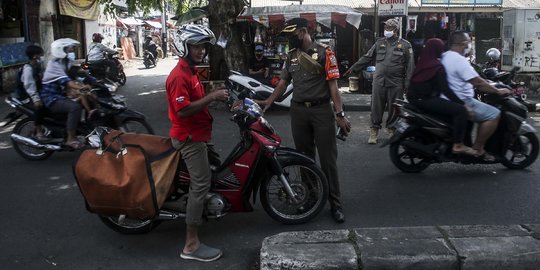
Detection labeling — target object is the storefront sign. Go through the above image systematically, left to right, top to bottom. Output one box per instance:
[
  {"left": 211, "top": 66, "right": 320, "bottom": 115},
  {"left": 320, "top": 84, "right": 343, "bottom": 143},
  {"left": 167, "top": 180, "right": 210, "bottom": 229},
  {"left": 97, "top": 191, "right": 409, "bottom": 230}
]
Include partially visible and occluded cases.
[
  {"left": 59, "top": 0, "right": 99, "bottom": 21},
  {"left": 378, "top": 0, "right": 408, "bottom": 17},
  {"left": 421, "top": 0, "right": 502, "bottom": 4}
]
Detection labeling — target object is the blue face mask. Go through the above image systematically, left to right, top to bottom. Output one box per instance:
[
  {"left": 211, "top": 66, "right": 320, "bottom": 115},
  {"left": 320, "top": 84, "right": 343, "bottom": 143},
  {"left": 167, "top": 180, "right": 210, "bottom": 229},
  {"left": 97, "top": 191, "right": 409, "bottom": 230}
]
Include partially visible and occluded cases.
[{"left": 67, "top": 52, "right": 76, "bottom": 61}]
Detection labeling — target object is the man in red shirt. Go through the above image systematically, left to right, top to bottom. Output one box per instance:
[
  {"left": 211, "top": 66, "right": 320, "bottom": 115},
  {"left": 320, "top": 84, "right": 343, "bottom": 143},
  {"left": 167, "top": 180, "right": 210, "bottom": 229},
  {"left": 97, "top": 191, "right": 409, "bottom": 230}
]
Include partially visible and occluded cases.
[{"left": 167, "top": 24, "right": 229, "bottom": 262}]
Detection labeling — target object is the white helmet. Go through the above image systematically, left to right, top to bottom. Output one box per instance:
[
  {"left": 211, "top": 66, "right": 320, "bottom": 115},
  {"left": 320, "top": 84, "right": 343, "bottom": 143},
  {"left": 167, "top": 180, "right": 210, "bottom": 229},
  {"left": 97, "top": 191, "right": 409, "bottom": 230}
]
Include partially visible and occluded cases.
[
  {"left": 173, "top": 24, "right": 216, "bottom": 58},
  {"left": 50, "top": 38, "right": 80, "bottom": 59},
  {"left": 486, "top": 48, "right": 501, "bottom": 61}
]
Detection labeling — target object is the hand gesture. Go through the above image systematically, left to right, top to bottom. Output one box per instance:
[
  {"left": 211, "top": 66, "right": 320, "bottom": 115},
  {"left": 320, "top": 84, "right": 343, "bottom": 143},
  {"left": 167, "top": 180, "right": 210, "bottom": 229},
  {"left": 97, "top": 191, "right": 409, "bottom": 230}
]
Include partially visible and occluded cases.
[
  {"left": 209, "top": 88, "right": 230, "bottom": 102},
  {"left": 497, "top": 88, "right": 512, "bottom": 97},
  {"left": 254, "top": 99, "right": 272, "bottom": 112},
  {"left": 336, "top": 116, "right": 351, "bottom": 136}
]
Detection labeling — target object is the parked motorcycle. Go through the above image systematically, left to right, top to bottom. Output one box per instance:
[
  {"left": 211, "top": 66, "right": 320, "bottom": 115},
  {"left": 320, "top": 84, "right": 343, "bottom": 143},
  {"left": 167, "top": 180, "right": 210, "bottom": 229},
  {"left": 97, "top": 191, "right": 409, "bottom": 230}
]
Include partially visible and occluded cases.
[
  {"left": 143, "top": 49, "right": 157, "bottom": 69},
  {"left": 81, "top": 52, "right": 126, "bottom": 86},
  {"left": 228, "top": 70, "right": 292, "bottom": 108},
  {"left": 383, "top": 82, "right": 539, "bottom": 173},
  {"left": 2, "top": 83, "right": 154, "bottom": 161},
  {"left": 88, "top": 98, "right": 329, "bottom": 234}
]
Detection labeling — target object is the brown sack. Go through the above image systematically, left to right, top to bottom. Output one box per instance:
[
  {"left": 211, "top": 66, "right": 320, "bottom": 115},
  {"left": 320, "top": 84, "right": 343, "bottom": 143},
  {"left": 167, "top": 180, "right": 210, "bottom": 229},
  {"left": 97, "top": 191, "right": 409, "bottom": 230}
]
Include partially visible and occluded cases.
[{"left": 74, "top": 132, "right": 179, "bottom": 219}]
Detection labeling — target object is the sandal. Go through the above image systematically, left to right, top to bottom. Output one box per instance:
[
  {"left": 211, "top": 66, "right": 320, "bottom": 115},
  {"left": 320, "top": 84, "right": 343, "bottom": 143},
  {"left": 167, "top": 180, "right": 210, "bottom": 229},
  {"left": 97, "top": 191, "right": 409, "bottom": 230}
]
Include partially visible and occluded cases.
[
  {"left": 65, "top": 140, "right": 84, "bottom": 150},
  {"left": 452, "top": 146, "right": 477, "bottom": 156},
  {"left": 474, "top": 150, "right": 496, "bottom": 162},
  {"left": 180, "top": 244, "right": 222, "bottom": 262}
]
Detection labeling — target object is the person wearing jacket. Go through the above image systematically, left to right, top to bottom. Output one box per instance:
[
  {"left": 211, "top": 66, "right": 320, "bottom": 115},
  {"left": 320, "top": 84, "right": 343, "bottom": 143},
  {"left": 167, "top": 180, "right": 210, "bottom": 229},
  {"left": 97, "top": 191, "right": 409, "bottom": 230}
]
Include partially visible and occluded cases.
[{"left": 87, "top": 33, "right": 119, "bottom": 82}]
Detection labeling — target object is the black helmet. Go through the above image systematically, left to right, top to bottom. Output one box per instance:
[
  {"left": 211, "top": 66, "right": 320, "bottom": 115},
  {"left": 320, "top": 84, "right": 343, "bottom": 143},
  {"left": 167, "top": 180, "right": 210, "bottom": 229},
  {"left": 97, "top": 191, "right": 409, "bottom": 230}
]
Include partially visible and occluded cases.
[{"left": 483, "top": 67, "right": 498, "bottom": 80}]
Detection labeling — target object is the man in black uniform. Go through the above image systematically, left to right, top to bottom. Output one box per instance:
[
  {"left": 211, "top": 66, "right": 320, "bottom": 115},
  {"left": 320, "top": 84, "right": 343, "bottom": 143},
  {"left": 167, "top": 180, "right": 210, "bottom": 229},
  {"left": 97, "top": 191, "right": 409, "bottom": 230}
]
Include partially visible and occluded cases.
[{"left": 259, "top": 18, "right": 351, "bottom": 223}]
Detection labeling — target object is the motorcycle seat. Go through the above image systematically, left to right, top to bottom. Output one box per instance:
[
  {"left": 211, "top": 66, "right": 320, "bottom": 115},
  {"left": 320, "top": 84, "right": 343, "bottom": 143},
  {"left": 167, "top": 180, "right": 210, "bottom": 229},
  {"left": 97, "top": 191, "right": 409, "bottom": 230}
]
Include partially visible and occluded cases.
[{"left": 403, "top": 103, "right": 454, "bottom": 127}]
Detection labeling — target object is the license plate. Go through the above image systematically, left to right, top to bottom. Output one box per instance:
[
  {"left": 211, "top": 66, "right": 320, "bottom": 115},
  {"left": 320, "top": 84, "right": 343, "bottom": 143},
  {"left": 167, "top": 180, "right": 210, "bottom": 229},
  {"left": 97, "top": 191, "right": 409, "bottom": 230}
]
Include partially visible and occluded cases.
[{"left": 396, "top": 119, "right": 409, "bottom": 133}]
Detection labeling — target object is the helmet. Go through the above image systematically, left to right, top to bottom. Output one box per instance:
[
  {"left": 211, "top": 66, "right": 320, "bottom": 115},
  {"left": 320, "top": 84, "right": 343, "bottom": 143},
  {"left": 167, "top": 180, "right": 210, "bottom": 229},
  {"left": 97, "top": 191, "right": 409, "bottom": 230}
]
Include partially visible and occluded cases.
[
  {"left": 173, "top": 24, "right": 216, "bottom": 58},
  {"left": 92, "top": 33, "right": 104, "bottom": 42},
  {"left": 50, "top": 38, "right": 80, "bottom": 59},
  {"left": 486, "top": 48, "right": 501, "bottom": 61},
  {"left": 483, "top": 67, "right": 499, "bottom": 80}
]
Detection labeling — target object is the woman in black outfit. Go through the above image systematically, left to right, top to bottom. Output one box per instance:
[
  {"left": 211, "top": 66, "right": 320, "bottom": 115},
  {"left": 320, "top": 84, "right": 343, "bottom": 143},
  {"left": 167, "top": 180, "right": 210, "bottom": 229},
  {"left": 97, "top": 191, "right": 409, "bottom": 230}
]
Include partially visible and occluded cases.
[{"left": 407, "top": 38, "right": 476, "bottom": 155}]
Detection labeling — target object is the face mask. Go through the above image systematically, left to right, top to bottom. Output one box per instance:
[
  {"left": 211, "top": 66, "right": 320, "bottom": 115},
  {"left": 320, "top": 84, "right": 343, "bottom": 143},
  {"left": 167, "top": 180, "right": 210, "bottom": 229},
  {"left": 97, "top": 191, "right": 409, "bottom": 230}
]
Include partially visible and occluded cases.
[
  {"left": 384, "top": 30, "right": 394, "bottom": 38},
  {"left": 288, "top": 35, "right": 303, "bottom": 49},
  {"left": 463, "top": 43, "right": 472, "bottom": 56},
  {"left": 67, "top": 52, "right": 76, "bottom": 61}
]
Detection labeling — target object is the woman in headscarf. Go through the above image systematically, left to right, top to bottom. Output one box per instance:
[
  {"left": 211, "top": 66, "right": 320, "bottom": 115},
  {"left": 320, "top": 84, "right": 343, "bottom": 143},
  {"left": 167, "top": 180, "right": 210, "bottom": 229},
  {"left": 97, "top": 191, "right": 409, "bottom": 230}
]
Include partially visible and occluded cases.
[{"left": 407, "top": 38, "right": 476, "bottom": 156}]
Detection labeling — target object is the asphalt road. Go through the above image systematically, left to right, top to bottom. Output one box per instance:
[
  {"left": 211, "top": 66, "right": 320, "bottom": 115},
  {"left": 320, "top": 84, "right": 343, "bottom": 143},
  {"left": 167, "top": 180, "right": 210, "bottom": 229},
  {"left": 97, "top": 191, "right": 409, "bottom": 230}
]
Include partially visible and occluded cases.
[{"left": 1, "top": 57, "right": 539, "bottom": 270}]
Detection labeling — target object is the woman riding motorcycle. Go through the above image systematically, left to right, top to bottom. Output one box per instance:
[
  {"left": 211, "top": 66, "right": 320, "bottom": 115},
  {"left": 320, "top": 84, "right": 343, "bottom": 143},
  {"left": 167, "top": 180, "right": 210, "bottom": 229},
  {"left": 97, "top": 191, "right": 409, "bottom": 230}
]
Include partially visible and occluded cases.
[{"left": 40, "top": 38, "right": 91, "bottom": 149}]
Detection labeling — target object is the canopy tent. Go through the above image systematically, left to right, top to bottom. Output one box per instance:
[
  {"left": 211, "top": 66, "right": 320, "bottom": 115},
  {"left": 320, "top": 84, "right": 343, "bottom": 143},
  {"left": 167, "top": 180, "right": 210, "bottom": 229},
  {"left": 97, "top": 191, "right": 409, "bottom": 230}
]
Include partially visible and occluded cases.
[
  {"left": 237, "top": 4, "right": 363, "bottom": 30},
  {"left": 118, "top": 17, "right": 144, "bottom": 26},
  {"left": 148, "top": 17, "right": 175, "bottom": 28},
  {"left": 144, "top": 20, "right": 162, "bottom": 29}
]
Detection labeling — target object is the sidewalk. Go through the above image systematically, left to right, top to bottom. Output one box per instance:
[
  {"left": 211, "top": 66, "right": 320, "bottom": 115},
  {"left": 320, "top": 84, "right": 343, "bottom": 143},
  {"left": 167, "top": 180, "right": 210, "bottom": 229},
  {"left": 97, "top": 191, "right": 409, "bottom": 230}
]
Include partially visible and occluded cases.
[{"left": 260, "top": 224, "right": 540, "bottom": 269}]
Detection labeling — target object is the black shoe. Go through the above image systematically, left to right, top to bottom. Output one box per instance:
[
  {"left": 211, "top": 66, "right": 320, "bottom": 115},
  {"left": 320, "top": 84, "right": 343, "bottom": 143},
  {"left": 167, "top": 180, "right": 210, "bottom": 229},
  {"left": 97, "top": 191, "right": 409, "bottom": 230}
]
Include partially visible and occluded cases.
[{"left": 331, "top": 208, "right": 345, "bottom": 223}]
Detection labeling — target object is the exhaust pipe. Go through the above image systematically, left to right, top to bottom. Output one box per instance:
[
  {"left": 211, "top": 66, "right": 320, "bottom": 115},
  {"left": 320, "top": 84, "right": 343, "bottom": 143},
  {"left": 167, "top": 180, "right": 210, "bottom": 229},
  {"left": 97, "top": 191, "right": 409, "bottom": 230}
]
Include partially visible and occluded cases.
[{"left": 10, "top": 134, "right": 61, "bottom": 151}]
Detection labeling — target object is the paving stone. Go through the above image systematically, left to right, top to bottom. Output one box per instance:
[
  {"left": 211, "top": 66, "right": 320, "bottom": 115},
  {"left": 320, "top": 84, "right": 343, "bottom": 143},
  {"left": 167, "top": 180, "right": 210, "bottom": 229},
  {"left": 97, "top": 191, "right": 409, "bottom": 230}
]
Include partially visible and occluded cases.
[
  {"left": 440, "top": 224, "right": 530, "bottom": 238},
  {"left": 354, "top": 226, "right": 443, "bottom": 241}
]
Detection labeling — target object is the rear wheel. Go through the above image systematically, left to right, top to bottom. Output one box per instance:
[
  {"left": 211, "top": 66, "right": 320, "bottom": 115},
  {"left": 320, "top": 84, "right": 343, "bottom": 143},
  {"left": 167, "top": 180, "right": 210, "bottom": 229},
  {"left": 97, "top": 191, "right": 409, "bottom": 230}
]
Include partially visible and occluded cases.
[
  {"left": 11, "top": 118, "right": 54, "bottom": 161},
  {"left": 118, "top": 119, "right": 154, "bottom": 134},
  {"left": 389, "top": 131, "right": 431, "bottom": 173},
  {"left": 501, "top": 132, "right": 539, "bottom": 169},
  {"left": 260, "top": 161, "right": 328, "bottom": 225},
  {"left": 99, "top": 215, "right": 159, "bottom": 234}
]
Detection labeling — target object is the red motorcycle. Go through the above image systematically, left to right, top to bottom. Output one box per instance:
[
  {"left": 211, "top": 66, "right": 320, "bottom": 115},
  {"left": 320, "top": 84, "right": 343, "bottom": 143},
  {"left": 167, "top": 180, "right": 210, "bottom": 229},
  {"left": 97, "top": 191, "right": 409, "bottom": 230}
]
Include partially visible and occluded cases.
[{"left": 90, "top": 99, "right": 329, "bottom": 234}]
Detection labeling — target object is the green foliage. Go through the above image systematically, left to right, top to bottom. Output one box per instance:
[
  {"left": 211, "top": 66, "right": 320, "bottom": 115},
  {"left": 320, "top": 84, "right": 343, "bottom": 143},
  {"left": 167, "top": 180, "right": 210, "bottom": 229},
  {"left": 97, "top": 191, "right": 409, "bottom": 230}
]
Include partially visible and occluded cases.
[{"left": 99, "top": 0, "right": 209, "bottom": 17}]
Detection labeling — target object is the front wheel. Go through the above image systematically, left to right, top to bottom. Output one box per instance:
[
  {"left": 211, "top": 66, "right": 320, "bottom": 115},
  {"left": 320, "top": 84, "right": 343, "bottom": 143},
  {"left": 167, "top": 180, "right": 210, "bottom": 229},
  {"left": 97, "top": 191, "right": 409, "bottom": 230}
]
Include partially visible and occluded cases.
[
  {"left": 117, "top": 71, "right": 126, "bottom": 86},
  {"left": 11, "top": 118, "right": 54, "bottom": 161},
  {"left": 118, "top": 118, "right": 154, "bottom": 134},
  {"left": 389, "top": 131, "right": 431, "bottom": 173},
  {"left": 501, "top": 132, "right": 539, "bottom": 169},
  {"left": 260, "top": 161, "right": 328, "bottom": 225},
  {"left": 99, "top": 215, "right": 159, "bottom": 234}
]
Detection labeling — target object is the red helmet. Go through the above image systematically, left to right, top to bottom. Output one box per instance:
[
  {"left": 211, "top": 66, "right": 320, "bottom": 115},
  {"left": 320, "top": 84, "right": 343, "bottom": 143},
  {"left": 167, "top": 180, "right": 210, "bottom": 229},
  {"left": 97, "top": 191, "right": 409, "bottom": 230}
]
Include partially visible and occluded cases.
[{"left": 92, "top": 33, "right": 104, "bottom": 42}]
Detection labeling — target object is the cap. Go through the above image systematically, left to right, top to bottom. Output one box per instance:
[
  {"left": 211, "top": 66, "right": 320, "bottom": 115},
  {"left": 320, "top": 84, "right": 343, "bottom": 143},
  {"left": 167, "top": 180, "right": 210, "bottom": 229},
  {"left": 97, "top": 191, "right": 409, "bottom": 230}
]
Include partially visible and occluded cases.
[
  {"left": 282, "top": 17, "right": 309, "bottom": 33},
  {"left": 384, "top": 18, "right": 400, "bottom": 30},
  {"left": 255, "top": 44, "right": 264, "bottom": 51}
]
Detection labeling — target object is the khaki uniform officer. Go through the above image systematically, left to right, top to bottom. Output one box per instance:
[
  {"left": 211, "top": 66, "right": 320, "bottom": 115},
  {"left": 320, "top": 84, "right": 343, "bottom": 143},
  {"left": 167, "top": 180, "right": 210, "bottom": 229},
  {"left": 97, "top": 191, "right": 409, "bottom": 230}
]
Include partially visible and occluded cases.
[
  {"left": 259, "top": 18, "right": 351, "bottom": 223},
  {"left": 346, "top": 18, "right": 414, "bottom": 144}
]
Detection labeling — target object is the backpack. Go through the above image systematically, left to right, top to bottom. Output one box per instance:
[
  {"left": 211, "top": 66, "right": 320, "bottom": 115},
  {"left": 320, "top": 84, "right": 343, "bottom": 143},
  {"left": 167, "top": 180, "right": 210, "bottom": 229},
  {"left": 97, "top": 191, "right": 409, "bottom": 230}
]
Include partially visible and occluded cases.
[{"left": 15, "top": 65, "right": 30, "bottom": 100}]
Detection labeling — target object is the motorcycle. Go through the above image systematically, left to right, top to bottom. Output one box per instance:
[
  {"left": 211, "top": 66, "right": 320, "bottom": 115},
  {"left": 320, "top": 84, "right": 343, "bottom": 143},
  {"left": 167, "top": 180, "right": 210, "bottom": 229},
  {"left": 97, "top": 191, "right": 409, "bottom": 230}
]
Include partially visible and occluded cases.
[
  {"left": 143, "top": 49, "right": 157, "bottom": 69},
  {"left": 81, "top": 52, "right": 126, "bottom": 86},
  {"left": 228, "top": 71, "right": 292, "bottom": 108},
  {"left": 382, "top": 82, "right": 539, "bottom": 173},
  {"left": 2, "top": 83, "right": 154, "bottom": 161},
  {"left": 89, "top": 98, "right": 329, "bottom": 234}
]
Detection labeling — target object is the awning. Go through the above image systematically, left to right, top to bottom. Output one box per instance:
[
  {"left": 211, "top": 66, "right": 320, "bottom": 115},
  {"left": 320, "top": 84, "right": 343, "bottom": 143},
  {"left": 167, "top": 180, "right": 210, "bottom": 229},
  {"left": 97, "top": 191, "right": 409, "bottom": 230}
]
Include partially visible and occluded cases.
[
  {"left": 238, "top": 4, "right": 363, "bottom": 29},
  {"left": 118, "top": 17, "right": 144, "bottom": 26},
  {"left": 149, "top": 17, "right": 175, "bottom": 28},
  {"left": 145, "top": 20, "right": 162, "bottom": 29}
]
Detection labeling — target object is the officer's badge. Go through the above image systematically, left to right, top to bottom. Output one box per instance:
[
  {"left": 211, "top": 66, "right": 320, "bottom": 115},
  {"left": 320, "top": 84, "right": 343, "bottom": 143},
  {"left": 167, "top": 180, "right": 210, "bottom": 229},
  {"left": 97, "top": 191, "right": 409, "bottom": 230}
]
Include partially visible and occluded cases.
[
  {"left": 397, "top": 43, "right": 402, "bottom": 49},
  {"left": 312, "top": 53, "right": 318, "bottom": 60},
  {"left": 291, "top": 58, "right": 299, "bottom": 65}
]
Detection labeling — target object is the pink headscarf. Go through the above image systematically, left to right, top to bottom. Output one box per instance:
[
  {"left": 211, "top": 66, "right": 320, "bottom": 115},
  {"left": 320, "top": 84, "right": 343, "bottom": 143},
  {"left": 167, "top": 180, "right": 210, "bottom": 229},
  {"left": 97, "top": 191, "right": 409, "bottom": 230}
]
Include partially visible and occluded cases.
[{"left": 410, "top": 38, "right": 446, "bottom": 83}]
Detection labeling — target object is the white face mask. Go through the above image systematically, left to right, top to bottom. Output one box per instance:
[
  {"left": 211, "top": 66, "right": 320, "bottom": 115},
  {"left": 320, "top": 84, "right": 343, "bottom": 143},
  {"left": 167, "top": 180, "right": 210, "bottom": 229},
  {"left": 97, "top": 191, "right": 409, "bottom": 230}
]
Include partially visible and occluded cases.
[
  {"left": 384, "top": 30, "right": 395, "bottom": 38},
  {"left": 463, "top": 42, "right": 472, "bottom": 56},
  {"left": 67, "top": 52, "right": 76, "bottom": 61}
]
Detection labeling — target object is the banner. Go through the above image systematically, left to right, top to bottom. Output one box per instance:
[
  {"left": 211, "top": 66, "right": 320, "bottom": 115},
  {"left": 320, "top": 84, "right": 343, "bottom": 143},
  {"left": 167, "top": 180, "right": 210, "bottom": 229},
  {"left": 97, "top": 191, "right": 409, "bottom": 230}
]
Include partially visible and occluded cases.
[
  {"left": 59, "top": 0, "right": 99, "bottom": 21},
  {"left": 378, "top": 0, "right": 408, "bottom": 17},
  {"left": 421, "top": 0, "right": 502, "bottom": 4}
]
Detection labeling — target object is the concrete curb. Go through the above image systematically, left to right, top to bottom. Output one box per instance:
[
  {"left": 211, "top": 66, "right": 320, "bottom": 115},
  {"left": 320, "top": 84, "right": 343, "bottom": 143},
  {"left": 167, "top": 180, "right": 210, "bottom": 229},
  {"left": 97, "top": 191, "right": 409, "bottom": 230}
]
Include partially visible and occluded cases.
[{"left": 260, "top": 224, "right": 540, "bottom": 270}]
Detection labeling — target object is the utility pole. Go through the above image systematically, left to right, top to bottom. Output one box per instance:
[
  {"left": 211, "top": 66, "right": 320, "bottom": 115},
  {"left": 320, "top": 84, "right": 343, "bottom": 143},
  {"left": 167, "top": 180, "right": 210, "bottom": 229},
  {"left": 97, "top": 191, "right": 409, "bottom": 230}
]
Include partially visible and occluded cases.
[
  {"left": 161, "top": 0, "right": 168, "bottom": 57},
  {"left": 374, "top": 0, "right": 379, "bottom": 38}
]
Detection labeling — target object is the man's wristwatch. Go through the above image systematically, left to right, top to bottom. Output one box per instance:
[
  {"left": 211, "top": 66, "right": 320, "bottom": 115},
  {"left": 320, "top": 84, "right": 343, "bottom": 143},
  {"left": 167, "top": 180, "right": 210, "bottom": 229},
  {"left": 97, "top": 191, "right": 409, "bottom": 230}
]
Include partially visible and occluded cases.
[{"left": 335, "top": 111, "right": 345, "bottom": 118}]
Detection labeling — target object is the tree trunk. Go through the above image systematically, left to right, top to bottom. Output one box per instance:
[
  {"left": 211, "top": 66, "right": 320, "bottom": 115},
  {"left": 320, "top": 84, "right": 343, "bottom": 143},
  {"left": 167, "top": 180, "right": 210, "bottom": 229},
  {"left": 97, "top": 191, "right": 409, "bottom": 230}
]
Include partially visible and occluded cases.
[{"left": 207, "top": 0, "right": 249, "bottom": 80}]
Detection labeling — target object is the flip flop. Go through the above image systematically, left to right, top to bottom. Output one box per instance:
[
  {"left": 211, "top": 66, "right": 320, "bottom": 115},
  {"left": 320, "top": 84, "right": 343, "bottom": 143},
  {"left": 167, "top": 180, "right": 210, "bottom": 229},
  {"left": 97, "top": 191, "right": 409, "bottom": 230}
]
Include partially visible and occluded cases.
[
  {"left": 65, "top": 140, "right": 84, "bottom": 150},
  {"left": 452, "top": 147, "right": 477, "bottom": 156},
  {"left": 474, "top": 150, "right": 496, "bottom": 162},
  {"left": 180, "top": 244, "right": 222, "bottom": 262}
]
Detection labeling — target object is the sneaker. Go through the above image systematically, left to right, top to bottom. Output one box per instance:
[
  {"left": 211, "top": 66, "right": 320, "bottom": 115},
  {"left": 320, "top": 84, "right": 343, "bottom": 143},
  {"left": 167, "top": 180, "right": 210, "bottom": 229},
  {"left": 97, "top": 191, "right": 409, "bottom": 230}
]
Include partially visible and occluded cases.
[
  {"left": 368, "top": 128, "right": 378, "bottom": 144},
  {"left": 181, "top": 244, "right": 222, "bottom": 262}
]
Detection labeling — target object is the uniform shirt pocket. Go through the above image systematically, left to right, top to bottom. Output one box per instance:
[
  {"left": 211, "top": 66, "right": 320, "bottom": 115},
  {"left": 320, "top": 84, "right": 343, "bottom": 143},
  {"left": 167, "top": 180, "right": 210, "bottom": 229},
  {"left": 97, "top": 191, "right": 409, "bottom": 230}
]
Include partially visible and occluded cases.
[{"left": 376, "top": 50, "right": 386, "bottom": 62}]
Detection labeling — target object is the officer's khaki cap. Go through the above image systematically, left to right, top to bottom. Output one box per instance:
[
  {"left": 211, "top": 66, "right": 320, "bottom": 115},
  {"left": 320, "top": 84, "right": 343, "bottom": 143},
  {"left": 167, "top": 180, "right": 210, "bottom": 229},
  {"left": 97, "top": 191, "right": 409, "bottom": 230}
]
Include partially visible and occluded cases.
[
  {"left": 281, "top": 18, "right": 309, "bottom": 33},
  {"left": 384, "top": 18, "right": 400, "bottom": 30}
]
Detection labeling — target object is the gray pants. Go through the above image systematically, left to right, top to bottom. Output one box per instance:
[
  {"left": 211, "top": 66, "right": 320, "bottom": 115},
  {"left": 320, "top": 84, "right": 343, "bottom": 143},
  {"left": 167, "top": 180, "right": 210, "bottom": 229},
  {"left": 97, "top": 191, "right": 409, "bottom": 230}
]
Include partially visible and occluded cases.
[
  {"left": 371, "top": 84, "right": 403, "bottom": 129},
  {"left": 49, "top": 99, "right": 82, "bottom": 130},
  {"left": 290, "top": 102, "right": 342, "bottom": 209},
  {"left": 171, "top": 139, "right": 211, "bottom": 226}
]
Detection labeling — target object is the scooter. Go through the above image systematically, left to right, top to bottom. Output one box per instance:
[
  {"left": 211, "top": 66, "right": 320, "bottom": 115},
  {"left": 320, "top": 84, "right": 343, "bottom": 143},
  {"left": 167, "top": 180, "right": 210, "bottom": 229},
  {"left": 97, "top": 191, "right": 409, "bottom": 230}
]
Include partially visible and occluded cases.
[
  {"left": 143, "top": 50, "right": 157, "bottom": 69},
  {"left": 81, "top": 52, "right": 126, "bottom": 86},
  {"left": 228, "top": 71, "right": 292, "bottom": 108},
  {"left": 382, "top": 82, "right": 539, "bottom": 173},
  {"left": 2, "top": 83, "right": 153, "bottom": 161},
  {"left": 82, "top": 98, "right": 329, "bottom": 234}
]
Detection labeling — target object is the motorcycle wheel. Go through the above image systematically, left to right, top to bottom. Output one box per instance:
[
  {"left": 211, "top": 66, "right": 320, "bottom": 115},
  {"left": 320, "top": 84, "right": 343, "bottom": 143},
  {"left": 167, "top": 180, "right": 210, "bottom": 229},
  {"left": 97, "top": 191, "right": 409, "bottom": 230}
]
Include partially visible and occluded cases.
[
  {"left": 144, "top": 60, "right": 150, "bottom": 69},
  {"left": 117, "top": 71, "right": 126, "bottom": 86},
  {"left": 11, "top": 118, "right": 54, "bottom": 161},
  {"left": 118, "top": 119, "right": 154, "bottom": 134},
  {"left": 389, "top": 131, "right": 431, "bottom": 173},
  {"left": 500, "top": 132, "right": 539, "bottom": 169},
  {"left": 260, "top": 161, "right": 328, "bottom": 225},
  {"left": 99, "top": 215, "right": 159, "bottom": 234}
]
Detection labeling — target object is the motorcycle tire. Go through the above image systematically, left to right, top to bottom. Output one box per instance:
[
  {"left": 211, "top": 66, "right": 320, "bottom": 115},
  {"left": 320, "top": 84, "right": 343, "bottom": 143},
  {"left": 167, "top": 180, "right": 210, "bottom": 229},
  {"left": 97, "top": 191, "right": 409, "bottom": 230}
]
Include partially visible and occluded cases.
[
  {"left": 144, "top": 60, "right": 150, "bottom": 69},
  {"left": 117, "top": 71, "right": 127, "bottom": 86},
  {"left": 11, "top": 118, "right": 54, "bottom": 161},
  {"left": 118, "top": 118, "right": 154, "bottom": 134},
  {"left": 389, "top": 131, "right": 431, "bottom": 173},
  {"left": 500, "top": 132, "right": 539, "bottom": 169},
  {"left": 260, "top": 161, "right": 328, "bottom": 225},
  {"left": 99, "top": 215, "right": 160, "bottom": 234}
]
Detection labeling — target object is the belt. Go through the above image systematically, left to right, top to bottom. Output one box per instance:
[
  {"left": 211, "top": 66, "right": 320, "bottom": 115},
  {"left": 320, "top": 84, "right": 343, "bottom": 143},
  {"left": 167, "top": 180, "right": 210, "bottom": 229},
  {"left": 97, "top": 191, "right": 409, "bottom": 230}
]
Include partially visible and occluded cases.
[{"left": 292, "top": 98, "right": 330, "bottom": 108}]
